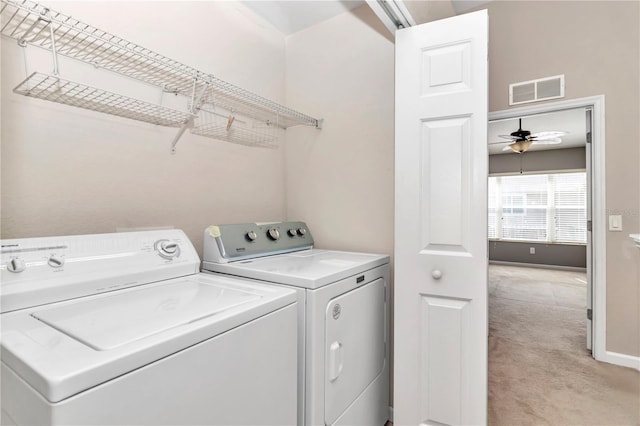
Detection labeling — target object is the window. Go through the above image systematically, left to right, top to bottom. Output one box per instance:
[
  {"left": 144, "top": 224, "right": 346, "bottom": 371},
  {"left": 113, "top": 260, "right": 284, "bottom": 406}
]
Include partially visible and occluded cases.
[{"left": 488, "top": 172, "right": 587, "bottom": 244}]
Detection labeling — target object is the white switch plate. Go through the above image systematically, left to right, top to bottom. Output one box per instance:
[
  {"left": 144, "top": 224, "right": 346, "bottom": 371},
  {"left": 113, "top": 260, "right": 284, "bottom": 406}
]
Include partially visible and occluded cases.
[{"left": 609, "top": 215, "right": 623, "bottom": 231}]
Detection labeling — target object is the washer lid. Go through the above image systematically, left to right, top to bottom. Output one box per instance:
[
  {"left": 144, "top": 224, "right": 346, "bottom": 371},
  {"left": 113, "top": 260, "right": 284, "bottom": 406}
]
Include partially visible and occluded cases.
[
  {"left": 203, "top": 249, "right": 389, "bottom": 289},
  {"left": 1, "top": 273, "right": 296, "bottom": 403},
  {"left": 31, "top": 280, "right": 260, "bottom": 351}
]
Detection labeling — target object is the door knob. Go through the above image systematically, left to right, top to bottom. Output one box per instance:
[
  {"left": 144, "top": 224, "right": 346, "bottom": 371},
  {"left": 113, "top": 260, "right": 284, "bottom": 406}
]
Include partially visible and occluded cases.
[{"left": 432, "top": 269, "right": 443, "bottom": 280}]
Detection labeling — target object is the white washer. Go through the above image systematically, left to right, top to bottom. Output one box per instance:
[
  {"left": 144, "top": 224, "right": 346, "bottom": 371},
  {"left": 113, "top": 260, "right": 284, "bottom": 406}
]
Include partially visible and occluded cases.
[
  {"left": 202, "top": 222, "right": 390, "bottom": 426},
  {"left": 1, "top": 229, "right": 297, "bottom": 426}
]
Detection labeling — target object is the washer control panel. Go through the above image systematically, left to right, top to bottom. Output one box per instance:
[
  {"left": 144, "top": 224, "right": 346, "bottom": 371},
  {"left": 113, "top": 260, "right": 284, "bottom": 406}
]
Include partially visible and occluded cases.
[
  {"left": 204, "top": 221, "right": 314, "bottom": 263},
  {"left": 1, "top": 229, "right": 200, "bottom": 313}
]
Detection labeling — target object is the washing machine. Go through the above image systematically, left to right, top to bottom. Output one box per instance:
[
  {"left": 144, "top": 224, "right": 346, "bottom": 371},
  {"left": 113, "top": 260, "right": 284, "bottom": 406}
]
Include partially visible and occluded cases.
[
  {"left": 202, "top": 222, "right": 390, "bottom": 426},
  {"left": 1, "top": 229, "right": 297, "bottom": 426}
]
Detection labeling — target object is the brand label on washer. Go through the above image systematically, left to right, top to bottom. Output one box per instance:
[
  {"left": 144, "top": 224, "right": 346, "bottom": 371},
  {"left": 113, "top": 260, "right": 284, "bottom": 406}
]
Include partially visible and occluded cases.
[{"left": 332, "top": 303, "right": 341, "bottom": 320}]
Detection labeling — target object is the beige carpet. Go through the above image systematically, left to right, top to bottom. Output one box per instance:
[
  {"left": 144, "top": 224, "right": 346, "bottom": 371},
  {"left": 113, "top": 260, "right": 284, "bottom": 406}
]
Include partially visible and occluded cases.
[{"left": 489, "top": 265, "right": 640, "bottom": 425}]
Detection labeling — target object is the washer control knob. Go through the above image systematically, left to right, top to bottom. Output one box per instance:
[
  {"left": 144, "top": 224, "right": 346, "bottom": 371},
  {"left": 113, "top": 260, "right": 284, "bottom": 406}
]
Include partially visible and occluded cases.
[
  {"left": 267, "top": 228, "right": 280, "bottom": 241},
  {"left": 297, "top": 228, "right": 307, "bottom": 236},
  {"left": 287, "top": 229, "right": 297, "bottom": 237},
  {"left": 246, "top": 230, "right": 258, "bottom": 242},
  {"left": 156, "top": 240, "right": 180, "bottom": 260},
  {"left": 48, "top": 255, "right": 65, "bottom": 268},
  {"left": 7, "top": 258, "right": 26, "bottom": 273}
]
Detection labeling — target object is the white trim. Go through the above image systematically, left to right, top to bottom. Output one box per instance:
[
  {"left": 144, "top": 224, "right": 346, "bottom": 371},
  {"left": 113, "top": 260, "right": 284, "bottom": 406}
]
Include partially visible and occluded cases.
[
  {"left": 489, "top": 95, "right": 607, "bottom": 363},
  {"left": 489, "top": 168, "right": 587, "bottom": 177},
  {"left": 488, "top": 238, "right": 586, "bottom": 247},
  {"left": 489, "top": 260, "right": 586, "bottom": 273},
  {"left": 602, "top": 351, "right": 640, "bottom": 371},
  {"left": 388, "top": 406, "right": 394, "bottom": 422}
]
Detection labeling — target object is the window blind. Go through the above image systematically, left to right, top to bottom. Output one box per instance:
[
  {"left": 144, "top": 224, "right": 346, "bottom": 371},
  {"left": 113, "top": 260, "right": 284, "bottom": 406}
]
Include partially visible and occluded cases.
[{"left": 488, "top": 172, "right": 587, "bottom": 244}]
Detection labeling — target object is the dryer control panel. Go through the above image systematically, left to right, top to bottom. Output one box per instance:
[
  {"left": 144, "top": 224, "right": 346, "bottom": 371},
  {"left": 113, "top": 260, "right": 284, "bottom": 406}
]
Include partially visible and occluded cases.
[
  {"left": 203, "top": 221, "right": 314, "bottom": 264},
  {"left": 1, "top": 229, "right": 199, "bottom": 313}
]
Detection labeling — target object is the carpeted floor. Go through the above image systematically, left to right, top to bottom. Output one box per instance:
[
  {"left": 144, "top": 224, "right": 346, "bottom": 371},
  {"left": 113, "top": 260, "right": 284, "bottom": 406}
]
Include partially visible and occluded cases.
[{"left": 488, "top": 265, "right": 640, "bottom": 425}]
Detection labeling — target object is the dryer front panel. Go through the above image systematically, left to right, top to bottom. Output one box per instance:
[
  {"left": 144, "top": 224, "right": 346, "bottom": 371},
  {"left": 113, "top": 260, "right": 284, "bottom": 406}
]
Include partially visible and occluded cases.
[{"left": 324, "top": 278, "right": 386, "bottom": 425}]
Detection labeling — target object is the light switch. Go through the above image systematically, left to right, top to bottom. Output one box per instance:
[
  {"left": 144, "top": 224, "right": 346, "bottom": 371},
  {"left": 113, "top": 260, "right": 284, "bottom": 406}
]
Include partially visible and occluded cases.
[{"left": 609, "top": 215, "right": 623, "bottom": 231}]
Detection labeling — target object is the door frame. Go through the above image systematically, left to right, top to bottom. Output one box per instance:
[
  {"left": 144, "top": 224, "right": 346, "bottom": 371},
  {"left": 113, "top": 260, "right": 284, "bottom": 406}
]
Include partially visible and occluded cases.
[{"left": 489, "top": 95, "right": 606, "bottom": 362}]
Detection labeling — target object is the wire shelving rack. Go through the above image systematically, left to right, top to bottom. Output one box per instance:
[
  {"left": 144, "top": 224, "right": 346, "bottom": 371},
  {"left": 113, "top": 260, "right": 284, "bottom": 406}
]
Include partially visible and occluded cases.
[{"left": 1, "top": 0, "right": 322, "bottom": 151}]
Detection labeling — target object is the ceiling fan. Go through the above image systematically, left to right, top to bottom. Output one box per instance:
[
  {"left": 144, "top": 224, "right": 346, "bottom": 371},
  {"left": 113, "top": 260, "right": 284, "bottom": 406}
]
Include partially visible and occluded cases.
[{"left": 492, "top": 118, "right": 567, "bottom": 153}]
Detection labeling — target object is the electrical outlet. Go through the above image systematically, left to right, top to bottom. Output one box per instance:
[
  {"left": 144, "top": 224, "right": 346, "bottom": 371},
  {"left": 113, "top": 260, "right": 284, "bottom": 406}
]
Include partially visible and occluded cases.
[{"left": 529, "top": 247, "right": 535, "bottom": 254}]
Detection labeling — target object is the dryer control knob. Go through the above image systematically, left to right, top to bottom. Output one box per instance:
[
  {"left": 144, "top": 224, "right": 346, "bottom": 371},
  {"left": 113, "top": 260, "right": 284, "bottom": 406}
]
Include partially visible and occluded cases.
[
  {"left": 267, "top": 228, "right": 280, "bottom": 241},
  {"left": 297, "top": 228, "right": 307, "bottom": 236},
  {"left": 287, "top": 229, "right": 297, "bottom": 237},
  {"left": 246, "top": 230, "right": 258, "bottom": 242},
  {"left": 156, "top": 240, "right": 181, "bottom": 260},
  {"left": 48, "top": 255, "right": 65, "bottom": 268},
  {"left": 7, "top": 258, "right": 26, "bottom": 273}
]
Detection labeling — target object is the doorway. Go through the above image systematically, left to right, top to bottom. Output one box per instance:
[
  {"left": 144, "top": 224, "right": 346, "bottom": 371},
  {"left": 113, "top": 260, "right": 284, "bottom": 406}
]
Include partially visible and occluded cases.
[
  {"left": 486, "top": 96, "right": 610, "bottom": 423},
  {"left": 488, "top": 96, "right": 606, "bottom": 360},
  {"left": 488, "top": 106, "right": 592, "bottom": 350}
]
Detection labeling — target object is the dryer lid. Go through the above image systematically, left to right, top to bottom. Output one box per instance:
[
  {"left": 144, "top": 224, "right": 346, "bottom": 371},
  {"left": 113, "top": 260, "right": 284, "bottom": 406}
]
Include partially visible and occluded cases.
[{"left": 203, "top": 249, "right": 389, "bottom": 289}]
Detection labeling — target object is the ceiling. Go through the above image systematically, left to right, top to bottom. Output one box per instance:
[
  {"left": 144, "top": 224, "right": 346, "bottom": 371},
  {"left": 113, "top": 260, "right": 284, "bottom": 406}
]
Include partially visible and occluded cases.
[
  {"left": 242, "top": 0, "right": 491, "bottom": 35},
  {"left": 241, "top": 1, "right": 365, "bottom": 35},
  {"left": 488, "top": 108, "right": 588, "bottom": 155}
]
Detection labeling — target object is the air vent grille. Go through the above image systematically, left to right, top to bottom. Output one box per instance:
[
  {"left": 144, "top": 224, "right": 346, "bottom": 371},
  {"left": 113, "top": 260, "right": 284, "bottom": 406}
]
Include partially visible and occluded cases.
[{"left": 509, "top": 75, "right": 564, "bottom": 105}]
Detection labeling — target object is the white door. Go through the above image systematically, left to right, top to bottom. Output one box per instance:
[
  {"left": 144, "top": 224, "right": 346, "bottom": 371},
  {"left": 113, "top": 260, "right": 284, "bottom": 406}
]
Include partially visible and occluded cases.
[{"left": 394, "top": 10, "right": 488, "bottom": 426}]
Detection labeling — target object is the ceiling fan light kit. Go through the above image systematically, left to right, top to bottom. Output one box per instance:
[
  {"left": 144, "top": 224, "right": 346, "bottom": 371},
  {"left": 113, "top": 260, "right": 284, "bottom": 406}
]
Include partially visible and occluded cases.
[
  {"left": 492, "top": 118, "right": 567, "bottom": 154},
  {"left": 506, "top": 140, "right": 532, "bottom": 154}
]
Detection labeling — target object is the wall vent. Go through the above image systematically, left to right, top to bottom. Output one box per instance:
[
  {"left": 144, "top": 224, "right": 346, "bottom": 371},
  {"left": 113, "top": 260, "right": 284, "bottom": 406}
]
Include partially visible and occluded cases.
[{"left": 509, "top": 75, "right": 565, "bottom": 105}]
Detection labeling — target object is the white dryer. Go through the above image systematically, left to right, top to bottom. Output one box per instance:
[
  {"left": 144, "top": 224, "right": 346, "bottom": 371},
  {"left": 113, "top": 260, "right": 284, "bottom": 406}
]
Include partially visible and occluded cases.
[
  {"left": 202, "top": 222, "right": 390, "bottom": 426},
  {"left": 1, "top": 229, "right": 297, "bottom": 426}
]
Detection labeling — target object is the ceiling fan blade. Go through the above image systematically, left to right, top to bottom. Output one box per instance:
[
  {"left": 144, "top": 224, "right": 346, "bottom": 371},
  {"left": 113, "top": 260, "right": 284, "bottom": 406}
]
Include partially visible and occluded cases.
[
  {"left": 531, "top": 131, "right": 567, "bottom": 140},
  {"left": 498, "top": 134, "right": 520, "bottom": 140},
  {"left": 532, "top": 138, "right": 562, "bottom": 145},
  {"left": 489, "top": 140, "right": 510, "bottom": 145},
  {"left": 501, "top": 145, "right": 514, "bottom": 151}
]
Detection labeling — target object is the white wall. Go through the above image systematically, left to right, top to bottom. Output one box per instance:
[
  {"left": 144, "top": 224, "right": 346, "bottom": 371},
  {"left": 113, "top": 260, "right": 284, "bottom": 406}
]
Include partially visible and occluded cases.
[
  {"left": 1, "top": 1, "right": 289, "bottom": 256},
  {"left": 284, "top": 5, "right": 395, "bottom": 257}
]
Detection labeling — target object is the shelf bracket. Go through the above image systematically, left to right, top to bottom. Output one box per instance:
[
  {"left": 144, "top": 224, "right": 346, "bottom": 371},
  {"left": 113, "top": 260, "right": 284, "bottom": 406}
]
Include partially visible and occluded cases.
[
  {"left": 44, "top": 9, "right": 60, "bottom": 76},
  {"left": 17, "top": 15, "right": 46, "bottom": 47},
  {"left": 170, "top": 79, "right": 208, "bottom": 154},
  {"left": 170, "top": 117, "right": 194, "bottom": 155}
]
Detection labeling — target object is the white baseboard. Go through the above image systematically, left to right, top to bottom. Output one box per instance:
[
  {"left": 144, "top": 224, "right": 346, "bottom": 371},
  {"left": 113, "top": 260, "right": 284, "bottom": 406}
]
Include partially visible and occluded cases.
[
  {"left": 489, "top": 260, "right": 587, "bottom": 272},
  {"left": 602, "top": 351, "right": 640, "bottom": 371},
  {"left": 388, "top": 406, "right": 393, "bottom": 422}
]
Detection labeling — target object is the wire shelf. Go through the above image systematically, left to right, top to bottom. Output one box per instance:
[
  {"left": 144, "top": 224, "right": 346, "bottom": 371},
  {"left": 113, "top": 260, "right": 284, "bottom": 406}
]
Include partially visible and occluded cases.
[
  {"left": 1, "top": 0, "right": 321, "bottom": 133},
  {"left": 14, "top": 72, "right": 193, "bottom": 127},
  {"left": 191, "top": 108, "right": 281, "bottom": 148}
]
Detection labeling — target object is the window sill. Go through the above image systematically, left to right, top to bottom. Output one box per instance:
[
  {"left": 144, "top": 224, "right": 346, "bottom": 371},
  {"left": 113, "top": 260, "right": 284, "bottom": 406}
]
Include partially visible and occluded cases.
[{"left": 488, "top": 239, "right": 587, "bottom": 247}]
